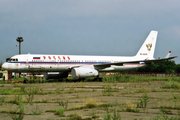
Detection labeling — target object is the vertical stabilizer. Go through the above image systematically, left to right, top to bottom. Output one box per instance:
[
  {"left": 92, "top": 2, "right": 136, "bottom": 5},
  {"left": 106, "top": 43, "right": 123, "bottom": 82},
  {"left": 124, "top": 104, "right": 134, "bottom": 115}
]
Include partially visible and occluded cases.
[{"left": 136, "top": 31, "right": 158, "bottom": 59}]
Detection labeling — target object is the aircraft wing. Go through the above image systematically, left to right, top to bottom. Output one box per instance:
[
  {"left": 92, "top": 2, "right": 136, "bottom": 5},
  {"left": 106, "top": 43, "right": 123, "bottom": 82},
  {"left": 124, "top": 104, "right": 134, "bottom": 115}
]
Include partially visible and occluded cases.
[{"left": 94, "top": 56, "right": 177, "bottom": 69}]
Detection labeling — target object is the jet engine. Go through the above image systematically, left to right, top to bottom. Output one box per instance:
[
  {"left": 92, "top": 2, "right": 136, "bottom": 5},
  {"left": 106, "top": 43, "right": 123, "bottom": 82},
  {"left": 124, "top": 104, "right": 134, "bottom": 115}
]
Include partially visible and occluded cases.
[
  {"left": 71, "top": 67, "right": 98, "bottom": 79},
  {"left": 44, "top": 72, "right": 68, "bottom": 80}
]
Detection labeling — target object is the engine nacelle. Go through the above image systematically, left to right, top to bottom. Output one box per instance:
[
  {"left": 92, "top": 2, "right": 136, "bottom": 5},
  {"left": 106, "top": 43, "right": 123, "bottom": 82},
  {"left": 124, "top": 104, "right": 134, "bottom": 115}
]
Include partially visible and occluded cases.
[
  {"left": 71, "top": 67, "right": 98, "bottom": 79},
  {"left": 44, "top": 72, "right": 68, "bottom": 80}
]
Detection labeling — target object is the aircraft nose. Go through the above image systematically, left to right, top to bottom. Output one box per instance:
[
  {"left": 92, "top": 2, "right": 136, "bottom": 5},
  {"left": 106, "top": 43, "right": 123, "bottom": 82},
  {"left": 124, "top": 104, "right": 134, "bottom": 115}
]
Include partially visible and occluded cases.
[{"left": 2, "top": 63, "right": 8, "bottom": 70}]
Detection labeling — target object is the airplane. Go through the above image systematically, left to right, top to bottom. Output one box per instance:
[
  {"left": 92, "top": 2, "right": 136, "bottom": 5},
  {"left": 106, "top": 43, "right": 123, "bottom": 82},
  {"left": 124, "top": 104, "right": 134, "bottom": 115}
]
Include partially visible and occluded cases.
[{"left": 2, "top": 31, "right": 177, "bottom": 80}]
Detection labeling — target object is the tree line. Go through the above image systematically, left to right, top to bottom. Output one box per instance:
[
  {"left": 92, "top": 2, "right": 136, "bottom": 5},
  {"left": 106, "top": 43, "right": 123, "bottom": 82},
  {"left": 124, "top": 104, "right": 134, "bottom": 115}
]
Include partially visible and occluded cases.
[{"left": 136, "top": 60, "right": 180, "bottom": 73}]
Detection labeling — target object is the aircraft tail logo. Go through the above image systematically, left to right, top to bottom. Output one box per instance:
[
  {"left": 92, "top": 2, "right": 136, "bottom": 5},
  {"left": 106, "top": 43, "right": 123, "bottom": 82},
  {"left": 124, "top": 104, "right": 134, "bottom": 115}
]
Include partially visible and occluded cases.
[{"left": 146, "top": 43, "right": 152, "bottom": 51}]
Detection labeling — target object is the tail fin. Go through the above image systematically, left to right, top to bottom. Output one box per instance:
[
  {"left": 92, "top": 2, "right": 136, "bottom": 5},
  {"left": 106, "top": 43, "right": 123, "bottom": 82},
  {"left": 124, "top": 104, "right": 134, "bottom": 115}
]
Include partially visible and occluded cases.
[{"left": 135, "top": 31, "right": 158, "bottom": 59}]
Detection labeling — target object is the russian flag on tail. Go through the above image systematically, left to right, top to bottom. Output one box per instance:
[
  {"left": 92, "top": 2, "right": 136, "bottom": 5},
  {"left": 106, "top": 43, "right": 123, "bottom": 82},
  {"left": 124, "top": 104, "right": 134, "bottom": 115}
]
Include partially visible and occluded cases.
[{"left": 33, "top": 57, "right": 40, "bottom": 60}]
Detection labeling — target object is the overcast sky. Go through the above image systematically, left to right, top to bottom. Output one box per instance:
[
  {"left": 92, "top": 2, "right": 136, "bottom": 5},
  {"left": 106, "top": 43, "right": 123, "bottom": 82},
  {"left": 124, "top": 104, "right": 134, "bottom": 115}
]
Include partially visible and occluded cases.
[{"left": 0, "top": 0, "right": 180, "bottom": 63}]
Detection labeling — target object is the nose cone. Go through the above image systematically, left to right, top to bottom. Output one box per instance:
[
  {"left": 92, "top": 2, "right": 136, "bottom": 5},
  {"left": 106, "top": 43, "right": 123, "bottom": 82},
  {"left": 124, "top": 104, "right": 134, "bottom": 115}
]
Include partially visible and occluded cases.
[{"left": 2, "top": 63, "right": 8, "bottom": 70}]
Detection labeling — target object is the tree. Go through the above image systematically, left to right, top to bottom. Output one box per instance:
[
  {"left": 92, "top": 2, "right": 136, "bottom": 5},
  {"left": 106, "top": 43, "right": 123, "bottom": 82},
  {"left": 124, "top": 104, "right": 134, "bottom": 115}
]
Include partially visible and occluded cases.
[
  {"left": 136, "top": 60, "right": 177, "bottom": 73},
  {"left": 0, "top": 62, "right": 2, "bottom": 70},
  {"left": 175, "top": 64, "right": 180, "bottom": 73}
]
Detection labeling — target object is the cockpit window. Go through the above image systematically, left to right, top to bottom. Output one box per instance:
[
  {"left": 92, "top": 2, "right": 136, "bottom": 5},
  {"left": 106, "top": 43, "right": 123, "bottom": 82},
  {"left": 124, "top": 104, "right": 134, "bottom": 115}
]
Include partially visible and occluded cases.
[
  {"left": 6, "top": 58, "right": 10, "bottom": 62},
  {"left": 8, "top": 58, "right": 18, "bottom": 62}
]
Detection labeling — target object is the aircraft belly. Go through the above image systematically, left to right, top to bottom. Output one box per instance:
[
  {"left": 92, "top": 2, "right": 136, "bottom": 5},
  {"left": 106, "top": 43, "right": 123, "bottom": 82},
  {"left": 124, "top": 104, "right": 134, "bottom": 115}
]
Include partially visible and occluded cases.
[
  {"left": 17, "top": 64, "right": 70, "bottom": 72},
  {"left": 41, "top": 64, "right": 69, "bottom": 72},
  {"left": 99, "top": 65, "right": 144, "bottom": 72},
  {"left": 113, "top": 65, "right": 138, "bottom": 71}
]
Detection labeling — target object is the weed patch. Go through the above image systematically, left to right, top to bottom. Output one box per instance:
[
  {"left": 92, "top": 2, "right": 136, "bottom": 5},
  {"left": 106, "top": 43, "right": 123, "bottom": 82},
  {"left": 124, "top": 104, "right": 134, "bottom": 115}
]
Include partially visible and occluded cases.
[
  {"left": 162, "top": 81, "right": 180, "bottom": 89},
  {"left": 102, "top": 85, "right": 115, "bottom": 96},
  {"left": 25, "top": 87, "right": 39, "bottom": 104},
  {"left": 0, "top": 89, "right": 23, "bottom": 95},
  {"left": 136, "top": 93, "right": 150, "bottom": 108},
  {"left": 13, "top": 95, "right": 23, "bottom": 105},
  {"left": 0, "top": 96, "right": 5, "bottom": 105},
  {"left": 59, "top": 98, "right": 69, "bottom": 110},
  {"left": 84, "top": 98, "right": 98, "bottom": 108},
  {"left": 121, "top": 102, "right": 140, "bottom": 113},
  {"left": 8, "top": 104, "right": 24, "bottom": 120},
  {"left": 30, "top": 105, "right": 42, "bottom": 115},
  {"left": 159, "top": 106, "right": 172, "bottom": 115},
  {"left": 54, "top": 108, "right": 64, "bottom": 117},
  {"left": 103, "top": 108, "right": 121, "bottom": 120},
  {"left": 91, "top": 109, "right": 100, "bottom": 119},
  {"left": 67, "top": 113, "right": 82, "bottom": 120},
  {"left": 150, "top": 115, "right": 180, "bottom": 120}
]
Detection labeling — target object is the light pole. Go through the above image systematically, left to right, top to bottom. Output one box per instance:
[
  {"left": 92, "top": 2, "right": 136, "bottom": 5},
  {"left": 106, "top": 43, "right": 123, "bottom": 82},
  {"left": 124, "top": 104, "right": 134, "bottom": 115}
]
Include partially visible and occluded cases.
[
  {"left": 16, "top": 37, "right": 23, "bottom": 55},
  {"left": 16, "top": 37, "right": 23, "bottom": 78}
]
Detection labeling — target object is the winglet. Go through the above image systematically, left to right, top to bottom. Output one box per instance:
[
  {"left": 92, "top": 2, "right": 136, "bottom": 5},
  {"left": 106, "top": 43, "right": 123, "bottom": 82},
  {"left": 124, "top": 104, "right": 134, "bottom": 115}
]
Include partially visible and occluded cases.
[
  {"left": 165, "top": 51, "right": 171, "bottom": 58},
  {"left": 165, "top": 51, "right": 178, "bottom": 59}
]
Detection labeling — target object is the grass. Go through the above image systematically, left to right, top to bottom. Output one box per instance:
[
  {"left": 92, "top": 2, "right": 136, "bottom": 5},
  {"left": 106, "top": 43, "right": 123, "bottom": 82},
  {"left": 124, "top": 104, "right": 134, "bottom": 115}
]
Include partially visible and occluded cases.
[
  {"left": 8, "top": 73, "right": 180, "bottom": 83},
  {"left": 67, "top": 73, "right": 179, "bottom": 83},
  {"left": 101, "top": 74, "right": 180, "bottom": 83},
  {"left": 2, "top": 75, "right": 180, "bottom": 119},
  {"left": 9, "top": 76, "right": 46, "bottom": 83},
  {"left": 9, "top": 77, "right": 25, "bottom": 81},
  {"left": 162, "top": 81, "right": 180, "bottom": 89},
  {"left": 0, "top": 84, "right": 5, "bottom": 87},
  {"left": 102, "top": 85, "right": 119, "bottom": 96},
  {"left": 25, "top": 86, "right": 39, "bottom": 104},
  {"left": 0, "top": 88, "right": 24, "bottom": 95},
  {"left": 136, "top": 93, "right": 150, "bottom": 108},
  {"left": 13, "top": 94, "right": 23, "bottom": 105},
  {"left": 0, "top": 96, "right": 5, "bottom": 105},
  {"left": 59, "top": 98, "right": 69, "bottom": 110},
  {"left": 67, "top": 99, "right": 98, "bottom": 111},
  {"left": 67, "top": 100, "right": 118, "bottom": 112},
  {"left": 118, "top": 102, "right": 140, "bottom": 113},
  {"left": 67, "top": 103, "right": 107, "bottom": 111},
  {"left": 8, "top": 104, "right": 24, "bottom": 120},
  {"left": 30, "top": 105, "right": 42, "bottom": 115},
  {"left": 149, "top": 105, "right": 180, "bottom": 120},
  {"left": 152, "top": 105, "right": 180, "bottom": 110},
  {"left": 159, "top": 106, "right": 172, "bottom": 115},
  {"left": 124, "top": 107, "right": 140, "bottom": 113},
  {"left": 54, "top": 108, "right": 64, "bottom": 117},
  {"left": 103, "top": 108, "right": 121, "bottom": 120},
  {"left": 91, "top": 109, "right": 100, "bottom": 119},
  {"left": 45, "top": 110, "right": 55, "bottom": 112},
  {"left": 67, "top": 113, "right": 82, "bottom": 120},
  {"left": 150, "top": 115, "right": 180, "bottom": 120}
]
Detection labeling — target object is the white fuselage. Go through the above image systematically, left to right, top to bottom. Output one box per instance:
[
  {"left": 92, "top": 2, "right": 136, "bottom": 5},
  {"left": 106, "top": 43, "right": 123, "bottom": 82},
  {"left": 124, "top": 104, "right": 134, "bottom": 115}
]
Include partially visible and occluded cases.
[{"left": 2, "top": 54, "right": 145, "bottom": 72}]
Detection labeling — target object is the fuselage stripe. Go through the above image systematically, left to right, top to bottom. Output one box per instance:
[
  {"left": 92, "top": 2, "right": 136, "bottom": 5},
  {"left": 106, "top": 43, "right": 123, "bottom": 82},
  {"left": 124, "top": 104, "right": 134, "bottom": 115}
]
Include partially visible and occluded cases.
[{"left": 7, "top": 61, "right": 146, "bottom": 66}]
